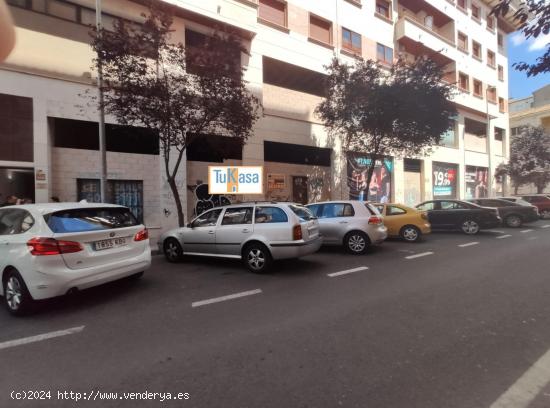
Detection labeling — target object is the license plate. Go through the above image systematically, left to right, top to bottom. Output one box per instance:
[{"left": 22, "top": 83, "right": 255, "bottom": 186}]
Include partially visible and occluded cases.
[{"left": 93, "top": 237, "right": 127, "bottom": 251}]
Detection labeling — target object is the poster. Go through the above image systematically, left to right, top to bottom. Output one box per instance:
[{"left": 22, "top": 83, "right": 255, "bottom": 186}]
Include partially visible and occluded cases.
[
  {"left": 347, "top": 153, "right": 393, "bottom": 203},
  {"left": 432, "top": 162, "right": 458, "bottom": 198},
  {"left": 465, "top": 166, "right": 488, "bottom": 199},
  {"left": 267, "top": 174, "right": 286, "bottom": 191}
]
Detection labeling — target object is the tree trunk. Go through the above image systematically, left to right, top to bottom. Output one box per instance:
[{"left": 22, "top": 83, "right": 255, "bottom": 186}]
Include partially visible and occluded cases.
[
  {"left": 167, "top": 176, "right": 185, "bottom": 227},
  {"left": 514, "top": 184, "right": 519, "bottom": 195},
  {"left": 537, "top": 184, "right": 545, "bottom": 194}
]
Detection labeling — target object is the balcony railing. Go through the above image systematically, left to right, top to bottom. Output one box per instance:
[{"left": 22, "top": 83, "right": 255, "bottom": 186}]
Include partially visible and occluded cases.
[{"left": 397, "top": 8, "right": 455, "bottom": 46}]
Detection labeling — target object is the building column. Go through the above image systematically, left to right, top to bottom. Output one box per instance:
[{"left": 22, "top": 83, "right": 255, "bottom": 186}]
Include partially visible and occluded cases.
[
  {"left": 33, "top": 98, "right": 51, "bottom": 203},
  {"left": 393, "top": 157, "right": 404, "bottom": 203}
]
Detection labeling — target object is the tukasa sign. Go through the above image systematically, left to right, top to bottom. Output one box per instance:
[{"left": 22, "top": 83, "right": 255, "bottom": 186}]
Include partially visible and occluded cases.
[{"left": 208, "top": 166, "right": 263, "bottom": 195}]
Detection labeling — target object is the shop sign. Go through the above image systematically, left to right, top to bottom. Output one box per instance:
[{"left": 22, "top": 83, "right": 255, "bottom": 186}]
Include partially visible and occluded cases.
[{"left": 209, "top": 166, "right": 263, "bottom": 194}]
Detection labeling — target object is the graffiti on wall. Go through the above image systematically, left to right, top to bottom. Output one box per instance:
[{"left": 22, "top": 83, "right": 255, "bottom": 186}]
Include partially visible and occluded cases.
[{"left": 189, "top": 183, "right": 234, "bottom": 217}]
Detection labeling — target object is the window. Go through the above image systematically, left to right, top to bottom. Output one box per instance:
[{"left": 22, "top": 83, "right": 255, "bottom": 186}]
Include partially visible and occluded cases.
[
  {"left": 48, "top": 0, "right": 77, "bottom": 20},
  {"left": 258, "top": 0, "right": 287, "bottom": 28},
  {"left": 375, "top": 0, "right": 391, "bottom": 19},
  {"left": 457, "top": 0, "right": 466, "bottom": 10},
  {"left": 471, "top": 4, "right": 480, "bottom": 20},
  {"left": 309, "top": 14, "right": 332, "bottom": 45},
  {"left": 487, "top": 16, "right": 495, "bottom": 30},
  {"left": 342, "top": 28, "right": 362, "bottom": 54},
  {"left": 457, "top": 32, "right": 468, "bottom": 52},
  {"left": 497, "top": 33, "right": 504, "bottom": 49},
  {"left": 472, "top": 41, "right": 482, "bottom": 59},
  {"left": 377, "top": 43, "right": 393, "bottom": 65},
  {"left": 487, "top": 50, "right": 496, "bottom": 67},
  {"left": 263, "top": 56, "right": 326, "bottom": 97},
  {"left": 497, "top": 65, "right": 504, "bottom": 82},
  {"left": 459, "top": 72, "right": 469, "bottom": 92},
  {"left": 473, "top": 79, "right": 483, "bottom": 97},
  {"left": 487, "top": 86, "right": 497, "bottom": 103},
  {"left": 0, "top": 93, "right": 33, "bottom": 162},
  {"left": 499, "top": 97, "right": 505, "bottom": 112},
  {"left": 440, "top": 119, "right": 458, "bottom": 147},
  {"left": 495, "top": 127, "right": 505, "bottom": 141},
  {"left": 511, "top": 127, "right": 521, "bottom": 136},
  {"left": 187, "top": 134, "right": 243, "bottom": 162},
  {"left": 264, "top": 141, "right": 331, "bottom": 166},
  {"left": 441, "top": 201, "right": 466, "bottom": 210},
  {"left": 417, "top": 202, "right": 435, "bottom": 211},
  {"left": 320, "top": 203, "right": 355, "bottom": 218},
  {"left": 288, "top": 204, "right": 315, "bottom": 221},
  {"left": 307, "top": 204, "right": 321, "bottom": 217},
  {"left": 387, "top": 206, "right": 407, "bottom": 216},
  {"left": 45, "top": 207, "right": 139, "bottom": 233},
  {"left": 221, "top": 207, "right": 253, "bottom": 225},
  {"left": 255, "top": 207, "right": 288, "bottom": 223},
  {"left": 0, "top": 209, "right": 34, "bottom": 235},
  {"left": 192, "top": 209, "right": 222, "bottom": 228}
]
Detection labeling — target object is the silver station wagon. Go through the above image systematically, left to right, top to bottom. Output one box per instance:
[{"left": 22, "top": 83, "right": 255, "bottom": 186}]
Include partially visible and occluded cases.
[
  {"left": 306, "top": 200, "right": 387, "bottom": 254},
  {"left": 159, "top": 202, "right": 321, "bottom": 273}
]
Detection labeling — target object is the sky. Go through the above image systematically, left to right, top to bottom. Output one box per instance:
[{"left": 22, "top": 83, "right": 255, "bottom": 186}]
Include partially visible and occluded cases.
[{"left": 507, "top": 31, "right": 550, "bottom": 100}]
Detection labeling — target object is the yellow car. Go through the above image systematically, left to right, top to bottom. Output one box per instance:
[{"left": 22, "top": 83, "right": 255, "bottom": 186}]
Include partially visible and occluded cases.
[{"left": 374, "top": 203, "right": 431, "bottom": 242}]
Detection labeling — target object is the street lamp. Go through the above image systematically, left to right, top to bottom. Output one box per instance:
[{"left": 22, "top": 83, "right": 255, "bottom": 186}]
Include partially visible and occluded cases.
[
  {"left": 96, "top": 0, "right": 107, "bottom": 203},
  {"left": 486, "top": 85, "right": 496, "bottom": 197}
]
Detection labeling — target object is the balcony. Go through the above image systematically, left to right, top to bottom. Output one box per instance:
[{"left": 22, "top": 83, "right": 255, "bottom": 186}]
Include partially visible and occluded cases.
[{"left": 395, "top": 0, "right": 455, "bottom": 66}]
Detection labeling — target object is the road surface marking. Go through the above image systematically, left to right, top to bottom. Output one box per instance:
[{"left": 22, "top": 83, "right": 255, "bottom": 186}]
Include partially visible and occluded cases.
[
  {"left": 542, "top": 225, "right": 550, "bottom": 229},
  {"left": 520, "top": 229, "right": 534, "bottom": 233},
  {"left": 487, "top": 230, "right": 506, "bottom": 234},
  {"left": 496, "top": 234, "right": 512, "bottom": 239},
  {"left": 458, "top": 242, "right": 479, "bottom": 247},
  {"left": 405, "top": 252, "right": 434, "bottom": 260},
  {"left": 327, "top": 266, "right": 369, "bottom": 277},
  {"left": 192, "top": 289, "right": 262, "bottom": 308},
  {"left": 0, "top": 326, "right": 85, "bottom": 351},
  {"left": 489, "top": 346, "right": 550, "bottom": 408}
]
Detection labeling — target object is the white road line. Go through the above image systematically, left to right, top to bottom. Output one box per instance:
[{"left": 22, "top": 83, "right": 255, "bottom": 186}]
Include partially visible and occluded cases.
[
  {"left": 542, "top": 225, "right": 550, "bottom": 229},
  {"left": 520, "top": 229, "right": 534, "bottom": 233},
  {"left": 487, "top": 230, "right": 506, "bottom": 234},
  {"left": 496, "top": 234, "right": 512, "bottom": 239},
  {"left": 458, "top": 242, "right": 480, "bottom": 248},
  {"left": 405, "top": 252, "right": 434, "bottom": 260},
  {"left": 327, "top": 266, "right": 369, "bottom": 278},
  {"left": 192, "top": 289, "right": 262, "bottom": 308},
  {"left": 0, "top": 326, "right": 85, "bottom": 351},
  {"left": 489, "top": 347, "right": 550, "bottom": 408}
]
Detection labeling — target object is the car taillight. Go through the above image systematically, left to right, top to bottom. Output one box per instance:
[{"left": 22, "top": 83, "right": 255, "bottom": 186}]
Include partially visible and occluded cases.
[
  {"left": 368, "top": 216, "right": 383, "bottom": 225},
  {"left": 293, "top": 224, "right": 303, "bottom": 240},
  {"left": 134, "top": 228, "right": 149, "bottom": 242},
  {"left": 27, "top": 238, "right": 83, "bottom": 256}
]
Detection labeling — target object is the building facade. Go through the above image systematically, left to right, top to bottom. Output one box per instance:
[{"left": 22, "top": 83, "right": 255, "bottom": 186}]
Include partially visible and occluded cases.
[{"left": 0, "top": 0, "right": 519, "bottom": 242}]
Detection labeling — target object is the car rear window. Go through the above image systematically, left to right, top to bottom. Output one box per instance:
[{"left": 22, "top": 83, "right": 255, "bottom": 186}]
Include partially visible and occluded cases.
[
  {"left": 288, "top": 204, "right": 315, "bottom": 221},
  {"left": 45, "top": 207, "right": 139, "bottom": 233}
]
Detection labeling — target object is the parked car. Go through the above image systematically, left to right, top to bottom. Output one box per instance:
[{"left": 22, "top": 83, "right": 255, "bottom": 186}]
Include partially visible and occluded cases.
[
  {"left": 516, "top": 195, "right": 550, "bottom": 219},
  {"left": 468, "top": 198, "right": 540, "bottom": 227},
  {"left": 415, "top": 199, "right": 501, "bottom": 234},
  {"left": 306, "top": 201, "right": 387, "bottom": 254},
  {"left": 159, "top": 202, "right": 321, "bottom": 273},
  {"left": 0, "top": 203, "right": 151, "bottom": 316},
  {"left": 373, "top": 203, "right": 431, "bottom": 242}
]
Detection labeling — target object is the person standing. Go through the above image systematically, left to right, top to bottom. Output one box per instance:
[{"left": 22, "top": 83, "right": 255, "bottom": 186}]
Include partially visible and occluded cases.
[{"left": 1, "top": 195, "right": 18, "bottom": 207}]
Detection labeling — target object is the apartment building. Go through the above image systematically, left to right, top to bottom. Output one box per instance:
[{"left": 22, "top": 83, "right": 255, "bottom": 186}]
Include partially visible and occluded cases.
[
  {"left": 0, "top": 0, "right": 520, "bottom": 240},
  {"left": 510, "top": 84, "right": 550, "bottom": 134}
]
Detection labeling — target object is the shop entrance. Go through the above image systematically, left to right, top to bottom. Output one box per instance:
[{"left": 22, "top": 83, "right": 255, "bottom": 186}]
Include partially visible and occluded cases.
[
  {"left": 0, "top": 168, "right": 35, "bottom": 205},
  {"left": 292, "top": 176, "right": 308, "bottom": 204}
]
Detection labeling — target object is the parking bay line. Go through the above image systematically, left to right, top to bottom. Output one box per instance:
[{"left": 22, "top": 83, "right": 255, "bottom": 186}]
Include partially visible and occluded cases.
[
  {"left": 542, "top": 225, "right": 550, "bottom": 229},
  {"left": 520, "top": 229, "right": 534, "bottom": 233},
  {"left": 487, "top": 230, "right": 506, "bottom": 234},
  {"left": 496, "top": 234, "right": 512, "bottom": 239},
  {"left": 458, "top": 242, "right": 480, "bottom": 248},
  {"left": 405, "top": 252, "right": 434, "bottom": 260},
  {"left": 327, "top": 266, "right": 369, "bottom": 278},
  {"left": 192, "top": 289, "right": 262, "bottom": 308},
  {"left": 0, "top": 326, "right": 85, "bottom": 351},
  {"left": 489, "top": 346, "right": 550, "bottom": 408}
]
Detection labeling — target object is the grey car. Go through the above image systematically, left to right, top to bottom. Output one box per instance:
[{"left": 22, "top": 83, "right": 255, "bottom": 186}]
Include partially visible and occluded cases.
[
  {"left": 306, "top": 200, "right": 387, "bottom": 254},
  {"left": 159, "top": 202, "right": 321, "bottom": 273}
]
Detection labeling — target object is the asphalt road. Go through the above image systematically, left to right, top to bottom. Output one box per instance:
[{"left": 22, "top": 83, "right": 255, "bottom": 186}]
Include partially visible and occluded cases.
[{"left": 1, "top": 221, "right": 550, "bottom": 408}]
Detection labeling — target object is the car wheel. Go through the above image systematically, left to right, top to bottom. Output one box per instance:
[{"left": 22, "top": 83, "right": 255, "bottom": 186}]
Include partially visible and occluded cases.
[
  {"left": 541, "top": 210, "right": 550, "bottom": 220},
  {"left": 505, "top": 214, "right": 523, "bottom": 228},
  {"left": 461, "top": 220, "right": 480, "bottom": 235},
  {"left": 400, "top": 225, "right": 421, "bottom": 242},
  {"left": 345, "top": 231, "right": 370, "bottom": 255},
  {"left": 164, "top": 238, "right": 183, "bottom": 263},
  {"left": 243, "top": 243, "right": 272, "bottom": 274},
  {"left": 3, "top": 269, "right": 34, "bottom": 316}
]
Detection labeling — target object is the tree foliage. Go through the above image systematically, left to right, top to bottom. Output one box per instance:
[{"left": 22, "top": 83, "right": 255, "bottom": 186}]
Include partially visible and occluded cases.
[
  {"left": 491, "top": 0, "right": 550, "bottom": 76},
  {"left": 90, "top": 2, "right": 261, "bottom": 226},
  {"left": 315, "top": 57, "right": 457, "bottom": 191},
  {"left": 497, "top": 126, "right": 550, "bottom": 194}
]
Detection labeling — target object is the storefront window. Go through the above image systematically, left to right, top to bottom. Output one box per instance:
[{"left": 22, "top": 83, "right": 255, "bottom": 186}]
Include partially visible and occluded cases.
[
  {"left": 347, "top": 153, "right": 393, "bottom": 203},
  {"left": 0, "top": 168, "right": 35, "bottom": 205}
]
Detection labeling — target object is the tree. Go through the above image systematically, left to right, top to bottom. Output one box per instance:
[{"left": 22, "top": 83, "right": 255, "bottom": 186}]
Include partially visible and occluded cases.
[
  {"left": 491, "top": 0, "right": 550, "bottom": 76},
  {"left": 90, "top": 2, "right": 260, "bottom": 226},
  {"left": 315, "top": 57, "right": 457, "bottom": 194},
  {"left": 497, "top": 126, "right": 550, "bottom": 194}
]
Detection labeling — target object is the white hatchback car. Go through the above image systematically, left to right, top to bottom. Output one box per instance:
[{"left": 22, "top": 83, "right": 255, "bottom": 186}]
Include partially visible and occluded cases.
[{"left": 0, "top": 203, "right": 151, "bottom": 315}]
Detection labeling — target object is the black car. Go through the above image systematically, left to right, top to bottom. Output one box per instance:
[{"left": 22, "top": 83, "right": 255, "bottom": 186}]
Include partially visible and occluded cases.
[
  {"left": 468, "top": 198, "right": 540, "bottom": 228},
  {"left": 415, "top": 199, "right": 501, "bottom": 235}
]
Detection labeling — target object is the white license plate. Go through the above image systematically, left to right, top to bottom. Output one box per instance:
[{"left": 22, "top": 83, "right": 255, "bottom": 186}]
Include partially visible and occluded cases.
[{"left": 93, "top": 237, "right": 127, "bottom": 251}]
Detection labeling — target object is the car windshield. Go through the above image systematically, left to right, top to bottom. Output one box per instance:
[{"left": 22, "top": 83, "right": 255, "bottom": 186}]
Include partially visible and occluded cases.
[
  {"left": 289, "top": 204, "right": 315, "bottom": 221},
  {"left": 45, "top": 207, "right": 139, "bottom": 233}
]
